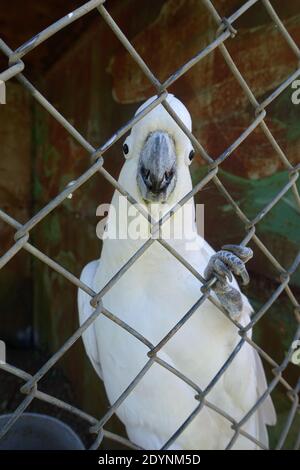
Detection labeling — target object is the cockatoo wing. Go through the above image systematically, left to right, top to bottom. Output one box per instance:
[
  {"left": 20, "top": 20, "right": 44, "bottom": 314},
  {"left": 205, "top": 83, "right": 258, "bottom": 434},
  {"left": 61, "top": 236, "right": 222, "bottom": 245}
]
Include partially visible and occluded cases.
[
  {"left": 78, "top": 260, "right": 103, "bottom": 381},
  {"left": 254, "top": 349, "right": 277, "bottom": 447}
]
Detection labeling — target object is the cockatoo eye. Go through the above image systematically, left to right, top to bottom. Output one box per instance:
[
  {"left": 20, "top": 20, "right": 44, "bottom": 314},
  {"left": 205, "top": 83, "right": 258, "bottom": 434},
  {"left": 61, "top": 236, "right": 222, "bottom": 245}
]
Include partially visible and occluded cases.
[
  {"left": 123, "top": 143, "right": 129, "bottom": 155},
  {"left": 189, "top": 149, "right": 195, "bottom": 161}
]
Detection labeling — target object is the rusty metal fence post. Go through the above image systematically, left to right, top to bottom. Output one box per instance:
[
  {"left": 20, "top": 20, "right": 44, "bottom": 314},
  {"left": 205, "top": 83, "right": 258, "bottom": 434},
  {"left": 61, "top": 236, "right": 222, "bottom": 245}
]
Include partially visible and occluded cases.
[{"left": 0, "top": 0, "right": 299, "bottom": 450}]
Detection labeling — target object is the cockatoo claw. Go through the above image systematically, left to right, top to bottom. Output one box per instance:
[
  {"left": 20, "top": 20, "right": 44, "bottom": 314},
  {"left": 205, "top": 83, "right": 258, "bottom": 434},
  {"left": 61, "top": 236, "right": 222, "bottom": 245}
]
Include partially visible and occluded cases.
[
  {"left": 204, "top": 244, "right": 253, "bottom": 317},
  {"left": 221, "top": 244, "right": 253, "bottom": 263},
  {"left": 204, "top": 245, "right": 252, "bottom": 288}
]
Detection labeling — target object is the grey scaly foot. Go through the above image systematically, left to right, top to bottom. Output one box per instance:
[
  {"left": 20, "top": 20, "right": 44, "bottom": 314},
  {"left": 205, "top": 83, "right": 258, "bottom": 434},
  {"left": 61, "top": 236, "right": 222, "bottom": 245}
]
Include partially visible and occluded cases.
[{"left": 204, "top": 245, "right": 253, "bottom": 319}]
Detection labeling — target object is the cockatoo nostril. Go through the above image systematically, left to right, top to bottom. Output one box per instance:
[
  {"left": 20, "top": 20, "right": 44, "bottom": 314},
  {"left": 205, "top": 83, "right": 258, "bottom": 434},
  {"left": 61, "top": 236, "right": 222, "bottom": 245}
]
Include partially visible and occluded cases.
[
  {"left": 141, "top": 166, "right": 151, "bottom": 187},
  {"left": 141, "top": 166, "right": 150, "bottom": 180},
  {"left": 164, "top": 169, "right": 174, "bottom": 183}
]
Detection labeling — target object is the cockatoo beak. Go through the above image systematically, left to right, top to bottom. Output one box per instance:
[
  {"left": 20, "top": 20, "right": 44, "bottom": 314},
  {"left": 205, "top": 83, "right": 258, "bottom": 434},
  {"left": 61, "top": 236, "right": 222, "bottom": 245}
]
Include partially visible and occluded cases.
[{"left": 137, "top": 131, "right": 177, "bottom": 203}]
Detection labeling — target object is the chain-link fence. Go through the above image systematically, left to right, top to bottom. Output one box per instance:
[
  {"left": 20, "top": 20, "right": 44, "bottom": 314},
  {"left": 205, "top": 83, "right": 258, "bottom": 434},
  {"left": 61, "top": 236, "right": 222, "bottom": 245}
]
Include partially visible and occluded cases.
[{"left": 0, "top": 0, "right": 299, "bottom": 450}]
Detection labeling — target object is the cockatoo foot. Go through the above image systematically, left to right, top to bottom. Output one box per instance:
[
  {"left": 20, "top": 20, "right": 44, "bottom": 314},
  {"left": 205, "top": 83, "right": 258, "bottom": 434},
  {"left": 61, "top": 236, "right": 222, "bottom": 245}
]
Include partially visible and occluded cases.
[{"left": 204, "top": 245, "right": 253, "bottom": 319}]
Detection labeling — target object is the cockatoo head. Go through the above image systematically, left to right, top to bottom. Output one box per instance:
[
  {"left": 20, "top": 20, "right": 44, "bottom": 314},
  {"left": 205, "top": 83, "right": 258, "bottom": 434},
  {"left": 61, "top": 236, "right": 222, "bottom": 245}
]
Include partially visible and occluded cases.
[{"left": 120, "top": 95, "right": 194, "bottom": 207}]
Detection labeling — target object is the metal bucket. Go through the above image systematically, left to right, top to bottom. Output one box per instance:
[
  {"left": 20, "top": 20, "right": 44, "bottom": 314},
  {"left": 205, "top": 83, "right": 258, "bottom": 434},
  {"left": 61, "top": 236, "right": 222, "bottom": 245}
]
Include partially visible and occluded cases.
[{"left": 0, "top": 413, "right": 85, "bottom": 450}]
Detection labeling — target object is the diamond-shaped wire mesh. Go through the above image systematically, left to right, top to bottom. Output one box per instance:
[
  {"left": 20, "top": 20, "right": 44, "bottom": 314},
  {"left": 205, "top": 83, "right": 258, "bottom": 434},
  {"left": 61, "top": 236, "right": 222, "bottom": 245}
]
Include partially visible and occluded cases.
[{"left": 0, "top": 0, "right": 299, "bottom": 450}]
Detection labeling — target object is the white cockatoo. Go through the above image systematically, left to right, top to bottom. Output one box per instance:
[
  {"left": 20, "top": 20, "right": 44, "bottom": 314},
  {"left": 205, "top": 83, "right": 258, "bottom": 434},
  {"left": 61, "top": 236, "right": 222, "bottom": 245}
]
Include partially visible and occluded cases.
[{"left": 78, "top": 95, "right": 276, "bottom": 450}]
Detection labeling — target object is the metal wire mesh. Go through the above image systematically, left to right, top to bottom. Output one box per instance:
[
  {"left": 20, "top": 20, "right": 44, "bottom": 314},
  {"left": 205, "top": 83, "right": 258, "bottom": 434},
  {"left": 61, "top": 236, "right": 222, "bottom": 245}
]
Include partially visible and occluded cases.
[{"left": 0, "top": 0, "right": 299, "bottom": 450}]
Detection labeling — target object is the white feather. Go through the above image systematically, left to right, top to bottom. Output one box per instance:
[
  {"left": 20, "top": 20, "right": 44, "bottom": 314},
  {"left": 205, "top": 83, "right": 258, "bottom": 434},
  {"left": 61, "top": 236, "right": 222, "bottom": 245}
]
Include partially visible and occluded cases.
[{"left": 78, "top": 260, "right": 103, "bottom": 381}]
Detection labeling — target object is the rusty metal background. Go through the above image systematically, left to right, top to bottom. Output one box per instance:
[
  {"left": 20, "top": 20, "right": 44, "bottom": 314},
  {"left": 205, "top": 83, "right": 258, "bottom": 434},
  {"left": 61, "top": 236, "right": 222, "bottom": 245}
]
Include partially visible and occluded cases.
[{"left": 0, "top": 0, "right": 299, "bottom": 450}]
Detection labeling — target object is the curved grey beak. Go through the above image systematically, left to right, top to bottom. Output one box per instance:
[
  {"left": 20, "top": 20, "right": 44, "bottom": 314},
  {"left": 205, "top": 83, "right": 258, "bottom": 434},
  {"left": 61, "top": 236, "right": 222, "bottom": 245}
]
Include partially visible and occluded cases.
[{"left": 137, "top": 131, "right": 177, "bottom": 203}]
